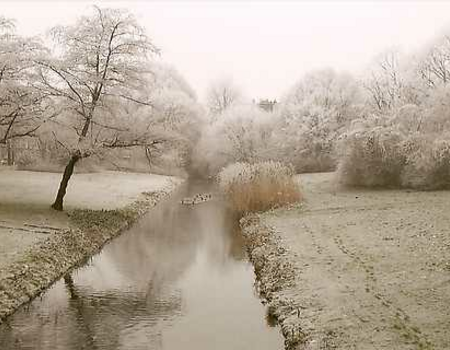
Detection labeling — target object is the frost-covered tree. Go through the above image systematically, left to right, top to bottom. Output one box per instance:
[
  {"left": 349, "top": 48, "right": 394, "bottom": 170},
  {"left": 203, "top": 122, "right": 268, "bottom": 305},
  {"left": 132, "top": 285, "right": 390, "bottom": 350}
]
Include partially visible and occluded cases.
[
  {"left": 36, "top": 7, "right": 159, "bottom": 210},
  {"left": 0, "top": 17, "right": 49, "bottom": 149},
  {"left": 337, "top": 34, "right": 450, "bottom": 189},
  {"left": 418, "top": 34, "right": 450, "bottom": 88},
  {"left": 363, "top": 49, "right": 427, "bottom": 112},
  {"left": 364, "top": 49, "right": 405, "bottom": 112},
  {"left": 137, "top": 63, "right": 204, "bottom": 175},
  {"left": 275, "top": 69, "right": 363, "bottom": 172},
  {"left": 197, "top": 70, "right": 364, "bottom": 175},
  {"left": 206, "top": 78, "right": 243, "bottom": 117},
  {"left": 194, "top": 104, "right": 274, "bottom": 175}
]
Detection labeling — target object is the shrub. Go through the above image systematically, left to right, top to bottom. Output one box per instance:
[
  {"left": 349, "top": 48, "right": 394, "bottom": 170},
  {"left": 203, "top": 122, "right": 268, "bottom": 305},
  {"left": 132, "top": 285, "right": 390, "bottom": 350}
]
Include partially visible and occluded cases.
[
  {"left": 337, "top": 115, "right": 450, "bottom": 190},
  {"left": 337, "top": 125, "right": 406, "bottom": 187},
  {"left": 401, "top": 134, "right": 450, "bottom": 189},
  {"left": 289, "top": 139, "right": 336, "bottom": 174},
  {"left": 217, "top": 161, "right": 301, "bottom": 213}
]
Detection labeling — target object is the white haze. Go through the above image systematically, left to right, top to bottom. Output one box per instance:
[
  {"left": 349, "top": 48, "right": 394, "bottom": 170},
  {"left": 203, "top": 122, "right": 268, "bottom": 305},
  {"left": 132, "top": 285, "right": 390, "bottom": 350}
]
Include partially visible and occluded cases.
[{"left": 2, "top": 1, "right": 450, "bottom": 100}]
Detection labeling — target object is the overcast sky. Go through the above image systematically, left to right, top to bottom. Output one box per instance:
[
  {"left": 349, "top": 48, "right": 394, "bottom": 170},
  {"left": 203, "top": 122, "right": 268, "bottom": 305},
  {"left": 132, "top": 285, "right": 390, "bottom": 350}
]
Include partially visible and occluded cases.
[{"left": 2, "top": 1, "right": 450, "bottom": 101}]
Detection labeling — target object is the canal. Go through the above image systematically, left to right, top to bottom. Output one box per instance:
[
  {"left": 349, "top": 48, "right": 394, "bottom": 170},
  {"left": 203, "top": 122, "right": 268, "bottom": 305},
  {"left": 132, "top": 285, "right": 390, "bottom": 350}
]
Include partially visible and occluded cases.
[{"left": 0, "top": 182, "right": 283, "bottom": 349}]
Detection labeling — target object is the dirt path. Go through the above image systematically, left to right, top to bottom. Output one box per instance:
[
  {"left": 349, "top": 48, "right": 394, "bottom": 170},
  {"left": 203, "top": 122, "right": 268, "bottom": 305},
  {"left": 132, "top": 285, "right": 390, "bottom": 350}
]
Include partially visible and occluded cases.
[{"left": 242, "top": 173, "right": 450, "bottom": 350}]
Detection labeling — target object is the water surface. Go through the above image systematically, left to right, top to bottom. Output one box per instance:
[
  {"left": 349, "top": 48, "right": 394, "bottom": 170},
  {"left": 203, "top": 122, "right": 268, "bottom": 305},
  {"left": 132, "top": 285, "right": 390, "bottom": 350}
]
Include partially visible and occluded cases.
[{"left": 0, "top": 183, "right": 283, "bottom": 349}]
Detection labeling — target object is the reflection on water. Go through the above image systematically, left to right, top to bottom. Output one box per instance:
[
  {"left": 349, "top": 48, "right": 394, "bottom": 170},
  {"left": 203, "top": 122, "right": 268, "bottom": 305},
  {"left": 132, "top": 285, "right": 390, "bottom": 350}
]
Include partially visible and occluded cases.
[{"left": 0, "top": 183, "right": 283, "bottom": 350}]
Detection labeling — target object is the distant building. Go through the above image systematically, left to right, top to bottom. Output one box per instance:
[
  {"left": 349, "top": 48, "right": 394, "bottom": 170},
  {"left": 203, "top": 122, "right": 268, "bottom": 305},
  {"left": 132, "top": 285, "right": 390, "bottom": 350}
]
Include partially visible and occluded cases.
[{"left": 257, "top": 99, "right": 278, "bottom": 112}]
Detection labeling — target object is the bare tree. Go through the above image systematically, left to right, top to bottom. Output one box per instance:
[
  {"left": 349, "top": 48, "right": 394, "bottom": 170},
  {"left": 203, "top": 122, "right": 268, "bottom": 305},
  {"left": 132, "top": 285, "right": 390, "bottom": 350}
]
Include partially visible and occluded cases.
[
  {"left": 35, "top": 7, "right": 159, "bottom": 210},
  {"left": 418, "top": 35, "right": 450, "bottom": 87},
  {"left": 364, "top": 49, "right": 404, "bottom": 113},
  {"left": 206, "top": 78, "right": 242, "bottom": 116}
]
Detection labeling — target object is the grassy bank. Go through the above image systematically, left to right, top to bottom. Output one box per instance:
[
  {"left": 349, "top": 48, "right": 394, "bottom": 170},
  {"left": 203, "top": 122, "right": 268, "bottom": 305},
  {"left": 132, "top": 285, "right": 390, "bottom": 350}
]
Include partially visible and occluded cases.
[{"left": 240, "top": 214, "right": 305, "bottom": 350}]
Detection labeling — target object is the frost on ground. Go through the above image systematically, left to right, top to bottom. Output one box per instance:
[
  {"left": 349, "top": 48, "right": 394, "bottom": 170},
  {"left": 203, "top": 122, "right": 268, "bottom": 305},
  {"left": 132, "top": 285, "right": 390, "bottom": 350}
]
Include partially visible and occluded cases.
[
  {"left": 0, "top": 169, "right": 182, "bottom": 322},
  {"left": 0, "top": 169, "right": 182, "bottom": 268},
  {"left": 0, "top": 169, "right": 177, "bottom": 210},
  {"left": 241, "top": 172, "right": 450, "bottom": 350}
]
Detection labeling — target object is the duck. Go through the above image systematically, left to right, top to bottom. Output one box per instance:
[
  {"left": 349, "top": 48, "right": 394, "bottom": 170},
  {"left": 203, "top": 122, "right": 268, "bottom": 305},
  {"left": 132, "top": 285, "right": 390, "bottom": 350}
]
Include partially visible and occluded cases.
[
  {"left": 180, "top": 193, "right": 213, "bottom": 205},
  {"left": 180, "top": 198, "right": 195, "bottom": 205}
]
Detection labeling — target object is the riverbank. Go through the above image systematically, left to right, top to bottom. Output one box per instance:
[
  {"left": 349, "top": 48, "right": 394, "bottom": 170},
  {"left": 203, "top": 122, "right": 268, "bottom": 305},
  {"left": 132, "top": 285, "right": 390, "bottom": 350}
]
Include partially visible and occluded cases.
[
  {"left": 0, "top": 170, "right": 183, "bottom": 322},
  {"left": 241, "top": 172, "right": 450, "bottom": 350}
]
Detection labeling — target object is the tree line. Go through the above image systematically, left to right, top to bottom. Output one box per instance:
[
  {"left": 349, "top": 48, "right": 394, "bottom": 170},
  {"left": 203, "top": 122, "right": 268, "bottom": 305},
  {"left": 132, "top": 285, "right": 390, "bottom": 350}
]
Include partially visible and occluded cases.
[
  {"left": 2, "top": 6, "right": 450, "bottom": 212},
  {"left": 197, "top": 37, "right": 450, "bottom": 189}
]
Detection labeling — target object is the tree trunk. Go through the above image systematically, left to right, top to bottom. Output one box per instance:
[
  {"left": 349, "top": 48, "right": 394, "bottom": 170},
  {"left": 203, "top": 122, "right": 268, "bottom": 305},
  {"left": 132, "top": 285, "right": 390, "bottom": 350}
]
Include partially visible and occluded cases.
[
  {"left": 6, "top": 140, "right": 14, "bottom": 166},
  {"left": 144, "top": 146, "right": 152, "bottom": 170},
  {"left": 51, "top": 152, "right": 81, "bottom": 211}
]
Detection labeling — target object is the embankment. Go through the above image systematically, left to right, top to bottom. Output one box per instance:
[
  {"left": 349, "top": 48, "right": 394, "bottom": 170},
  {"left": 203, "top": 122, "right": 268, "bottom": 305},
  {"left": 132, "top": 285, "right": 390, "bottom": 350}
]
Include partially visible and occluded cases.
[{"left": 241, "top": 214, "right": 306, "bottom": 350}]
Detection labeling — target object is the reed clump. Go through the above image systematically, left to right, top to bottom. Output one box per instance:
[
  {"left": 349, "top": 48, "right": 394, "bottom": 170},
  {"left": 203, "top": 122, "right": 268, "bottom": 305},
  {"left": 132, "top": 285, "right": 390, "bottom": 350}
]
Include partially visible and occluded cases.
[{"left": 217, "top": 161, "right": 302, "bottom": 213}]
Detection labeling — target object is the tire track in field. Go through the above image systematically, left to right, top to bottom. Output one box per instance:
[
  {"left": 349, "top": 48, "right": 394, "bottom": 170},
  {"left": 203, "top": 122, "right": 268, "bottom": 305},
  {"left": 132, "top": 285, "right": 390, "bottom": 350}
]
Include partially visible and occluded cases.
[{"left": 333, "top": 233, "right": 432, "bottom": 350}]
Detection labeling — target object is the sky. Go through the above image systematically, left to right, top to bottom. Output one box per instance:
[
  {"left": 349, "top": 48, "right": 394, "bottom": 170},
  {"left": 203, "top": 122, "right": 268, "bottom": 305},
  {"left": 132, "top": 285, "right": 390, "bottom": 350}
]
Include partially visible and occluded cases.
[{"left": 2, "top": 1, "right": 450, "bottom": 101}]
